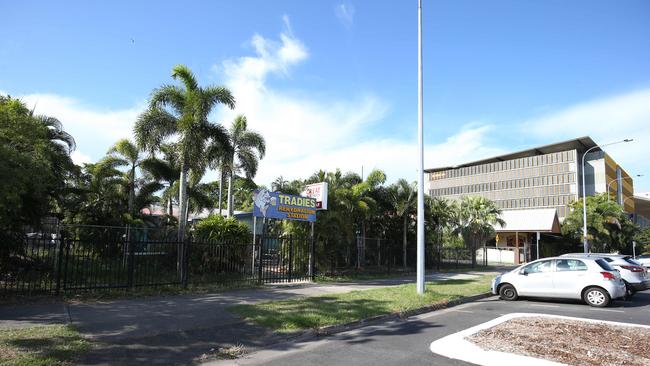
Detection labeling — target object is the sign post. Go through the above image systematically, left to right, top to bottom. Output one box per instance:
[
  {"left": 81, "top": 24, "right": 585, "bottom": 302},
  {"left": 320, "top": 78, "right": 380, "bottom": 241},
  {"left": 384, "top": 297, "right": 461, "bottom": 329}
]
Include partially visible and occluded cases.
[
  {"left": 253, "top": 189, "right": 318, "bottom": 282},
  {"left": 252, "top": 216, "right": 257, "bottom": 277},
  {"left": 536, "top": 231, "right": 540, "bottom": 260}
]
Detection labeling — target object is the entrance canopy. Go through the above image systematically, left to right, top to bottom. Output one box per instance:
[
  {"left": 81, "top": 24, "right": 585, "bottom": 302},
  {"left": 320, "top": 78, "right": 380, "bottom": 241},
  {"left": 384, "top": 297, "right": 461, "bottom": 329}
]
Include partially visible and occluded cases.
[{"left": 494, "top": 208, "right": 561, "bottom": 234}]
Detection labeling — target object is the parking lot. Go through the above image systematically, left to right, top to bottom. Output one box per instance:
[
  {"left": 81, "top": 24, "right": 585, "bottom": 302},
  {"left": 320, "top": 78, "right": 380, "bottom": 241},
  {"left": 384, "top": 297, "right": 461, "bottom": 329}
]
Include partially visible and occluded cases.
[{"left": 216, "top": 290, "right": 650, "bottom": 366}]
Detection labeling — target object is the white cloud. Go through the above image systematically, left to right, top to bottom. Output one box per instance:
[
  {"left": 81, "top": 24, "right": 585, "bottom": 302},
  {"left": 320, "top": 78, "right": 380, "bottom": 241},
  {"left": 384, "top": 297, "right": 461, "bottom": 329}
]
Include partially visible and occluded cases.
[
  {"left": 335, "top": 3, "right": 355, "bottom": 29},
  {"left": 211, "top": 16, "right": 509, "bottom": 186},
  {"left": 522, "top": 89, "right": 650, "bottom": 190},
  {"left": 9, "top": 93, "right": 144, "bottom": 164},
  {"left": 70, "top": 150, "right": 92, "bottom": 165}
]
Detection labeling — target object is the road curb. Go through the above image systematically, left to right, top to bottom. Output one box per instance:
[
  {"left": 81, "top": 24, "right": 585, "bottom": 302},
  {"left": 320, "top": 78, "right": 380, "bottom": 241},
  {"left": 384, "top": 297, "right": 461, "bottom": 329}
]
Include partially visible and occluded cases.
[{"left": 281, "top": 292, "right": 493, "bottom": 343}]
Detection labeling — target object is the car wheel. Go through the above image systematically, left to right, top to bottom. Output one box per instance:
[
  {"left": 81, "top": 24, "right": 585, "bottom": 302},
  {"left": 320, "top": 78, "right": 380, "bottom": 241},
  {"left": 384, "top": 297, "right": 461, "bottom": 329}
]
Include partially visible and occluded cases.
[
  {"left": 623, "top": 281, "right": 636, "bottom": 299},
  {"left": 499, "top": 284, "right": 518, "bottom": 301},
  {"left": 583, "top": 287, "right": 611, "bottom": 307}
]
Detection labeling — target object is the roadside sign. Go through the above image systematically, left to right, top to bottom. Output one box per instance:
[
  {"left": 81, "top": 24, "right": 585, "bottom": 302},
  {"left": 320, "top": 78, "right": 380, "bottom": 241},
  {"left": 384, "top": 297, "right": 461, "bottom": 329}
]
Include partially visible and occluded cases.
[
  {"left": 302, "top": 182, "right": 328, "bottom": 210},
  {"left": 253, "top": 189, "right": 317, "bottom": 222}
]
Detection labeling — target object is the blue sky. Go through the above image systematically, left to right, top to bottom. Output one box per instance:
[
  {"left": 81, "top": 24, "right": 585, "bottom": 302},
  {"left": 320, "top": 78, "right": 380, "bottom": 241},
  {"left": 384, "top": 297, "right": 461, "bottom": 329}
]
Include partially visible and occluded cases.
[{"left": 2, "top": 0, "right": 649, "bottom": 191}]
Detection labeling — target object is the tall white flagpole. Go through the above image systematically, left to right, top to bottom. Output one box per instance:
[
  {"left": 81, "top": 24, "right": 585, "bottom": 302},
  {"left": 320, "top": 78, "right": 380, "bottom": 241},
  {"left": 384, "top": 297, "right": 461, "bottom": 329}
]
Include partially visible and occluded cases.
[{"left": 416, "top": 0, "right": 425, "bottom": 295}]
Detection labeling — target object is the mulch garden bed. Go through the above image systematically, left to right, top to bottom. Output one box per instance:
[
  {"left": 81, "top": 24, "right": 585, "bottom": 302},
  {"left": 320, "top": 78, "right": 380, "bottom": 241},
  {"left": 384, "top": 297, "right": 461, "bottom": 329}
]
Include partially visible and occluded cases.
[{"left": 467, "top": 316, "right": 650, "bottom": 366}]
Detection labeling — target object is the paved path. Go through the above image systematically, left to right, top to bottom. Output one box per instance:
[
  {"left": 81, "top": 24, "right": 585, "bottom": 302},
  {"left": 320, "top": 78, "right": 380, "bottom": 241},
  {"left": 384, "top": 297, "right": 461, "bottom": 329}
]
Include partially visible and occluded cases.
[
  {"left": 0, "top": 271, "right": 495, "bottom": 365},
  {"left": 209, "top": 290, "right": 650, "bottom": 366}
]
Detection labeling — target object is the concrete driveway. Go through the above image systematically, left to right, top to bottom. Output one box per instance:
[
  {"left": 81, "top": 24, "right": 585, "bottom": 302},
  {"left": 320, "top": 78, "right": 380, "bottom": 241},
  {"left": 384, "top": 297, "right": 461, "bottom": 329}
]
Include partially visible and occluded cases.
[{"left": 209, "top": 290, "right": 650, "bottom": 365}]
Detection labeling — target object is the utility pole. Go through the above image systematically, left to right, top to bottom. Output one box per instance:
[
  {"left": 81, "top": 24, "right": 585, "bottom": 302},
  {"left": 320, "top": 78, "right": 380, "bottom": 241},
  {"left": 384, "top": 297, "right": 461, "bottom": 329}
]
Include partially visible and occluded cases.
[{"left": 416, "top": 0, "right": 425, "bottom": 295}]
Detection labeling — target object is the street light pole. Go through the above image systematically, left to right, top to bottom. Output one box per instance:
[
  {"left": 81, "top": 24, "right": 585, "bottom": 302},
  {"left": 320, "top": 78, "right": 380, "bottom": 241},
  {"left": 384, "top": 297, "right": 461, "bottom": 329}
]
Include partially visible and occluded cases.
[
  {"left": 416, "top": 0, "right": 425, "bottom": 295},
  {"left": 581, "top": 139, "right": 633, "bottom": 253}
]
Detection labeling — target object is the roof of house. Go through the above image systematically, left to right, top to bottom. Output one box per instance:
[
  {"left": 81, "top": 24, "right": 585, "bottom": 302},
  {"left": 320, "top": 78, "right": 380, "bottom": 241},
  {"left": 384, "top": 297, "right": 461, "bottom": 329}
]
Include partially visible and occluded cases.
[
  {"left": 425, "top": 136, "right": 598, "bottom": 173},
  {"left": 493, "top": 208, "right": 561, "bottom": 233}
]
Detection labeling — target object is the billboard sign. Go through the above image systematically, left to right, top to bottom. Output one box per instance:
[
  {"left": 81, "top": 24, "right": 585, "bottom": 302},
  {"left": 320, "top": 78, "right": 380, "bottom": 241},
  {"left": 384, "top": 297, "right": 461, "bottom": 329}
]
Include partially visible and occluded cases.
[
  {"left": 302, "top": 182, "right": 328, "bottom": 210},
  {"left": 252, "top": 189, "right": 317, "bottom": 222}
]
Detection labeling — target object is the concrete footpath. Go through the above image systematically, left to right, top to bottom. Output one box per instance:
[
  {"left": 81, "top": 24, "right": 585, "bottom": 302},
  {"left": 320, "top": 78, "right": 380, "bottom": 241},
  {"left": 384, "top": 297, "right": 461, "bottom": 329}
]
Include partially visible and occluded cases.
[{"left": 0, "top": 271, "right": 497, "bottom": 366}]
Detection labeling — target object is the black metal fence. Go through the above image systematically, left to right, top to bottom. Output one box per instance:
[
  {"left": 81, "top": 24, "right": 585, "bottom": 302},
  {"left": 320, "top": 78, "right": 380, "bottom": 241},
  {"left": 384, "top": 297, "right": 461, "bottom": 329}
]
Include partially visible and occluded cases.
[
  {"left": 1, "top": 226, "right": 313, "bottom": 295},
  {"left": 2, "top": 227, "right": 492, "bottom": 295},
  {"left": 316, "top": 236, "right": 490, "bottom": 275}
]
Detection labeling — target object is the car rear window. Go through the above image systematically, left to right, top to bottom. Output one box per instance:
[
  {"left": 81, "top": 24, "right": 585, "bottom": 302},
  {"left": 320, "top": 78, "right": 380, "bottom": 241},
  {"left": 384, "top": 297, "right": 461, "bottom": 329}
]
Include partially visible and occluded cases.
[
  {"left": 603, "top": 257, "right": 613, "bottom": 262},
  {"left": 623, "top": 258, "right": 642, "bottom": 266},
  {"left": 595, "top": 259, "right": 615, "bottom": 271}
]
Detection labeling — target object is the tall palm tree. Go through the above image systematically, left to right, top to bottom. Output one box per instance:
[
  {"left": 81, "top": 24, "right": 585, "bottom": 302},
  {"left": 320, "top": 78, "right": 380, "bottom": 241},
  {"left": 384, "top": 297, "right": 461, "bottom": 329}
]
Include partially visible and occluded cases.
[
  {"left": 134, "top": 64, "right": 234, "bottom": 241},
  {"left": 225, "top": 115, "right": 265, "bottom": 217},
  {"left": 105, "top": 139, "right": 144, "bottom": 217},
  {"left": 390, "top": 179, "right": 417, "bottom": 269},
  {"left": 457, "top": 196, "right": 505, "bottom": 266}
]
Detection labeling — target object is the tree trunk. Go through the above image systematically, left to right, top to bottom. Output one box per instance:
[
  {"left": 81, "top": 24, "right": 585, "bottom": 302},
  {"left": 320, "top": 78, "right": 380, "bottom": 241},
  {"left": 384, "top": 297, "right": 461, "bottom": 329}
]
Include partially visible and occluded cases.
[
  {"left": 128, "top": 165, "right": 136, "bottom": 217},
  {"left": 178, "top": 165, "right": 188, "bottom": 242},
  {"left": 227, "top": 167, "right": 234, "bottom": 217},
  {"left": 218, "top": 168, "right": 224, "bottom": 216},
  {"left": 167, "top": 197, "right": 173, "bottom": 217},
  {"left": 403, "top": 215, "right": 408, "bottom": 269},
  {"left": 471, "top": 237, "right": 477, "bottom": 267}
]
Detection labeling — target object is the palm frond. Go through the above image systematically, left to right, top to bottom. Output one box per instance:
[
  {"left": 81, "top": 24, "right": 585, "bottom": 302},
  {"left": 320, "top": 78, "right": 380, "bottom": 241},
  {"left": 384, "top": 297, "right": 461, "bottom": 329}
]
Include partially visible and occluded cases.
[
  {"left": 171, "top": 64, "right": 198, "bottom": 91},
  {"left": 150, "top": 84, "right": 186, "bottom": 112},
  {"left": 202, "top": 86, "right": 236, "bottom": 110},
  {"left": 134, "top": 108, "right": 178, "bottom": 152},
  {"left": 238, "top": 131, "right": 266, "bottom": 158},
  {"left": 107, "top": 139, "right": 140, "bottom": 164}
]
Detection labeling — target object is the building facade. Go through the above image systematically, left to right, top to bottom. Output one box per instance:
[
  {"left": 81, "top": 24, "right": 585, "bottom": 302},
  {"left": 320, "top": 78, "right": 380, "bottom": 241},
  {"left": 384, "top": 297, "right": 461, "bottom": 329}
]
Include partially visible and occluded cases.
[
  {"left": 426, "top": 137, "right": 634, "bottom": 220},
  {"left": 426, "top": 137, "right": 635, "bottom": 264}
]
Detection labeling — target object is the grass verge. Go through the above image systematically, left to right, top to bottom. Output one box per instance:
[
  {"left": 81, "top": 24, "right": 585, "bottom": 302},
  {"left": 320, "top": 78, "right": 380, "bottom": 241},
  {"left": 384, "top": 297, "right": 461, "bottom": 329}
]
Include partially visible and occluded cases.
[
  {"left": 314, "top": 266, "right": 502, "bottom": 283},
  {"left": 229, "top": 275, "right": 492, "bottom": 333},
  {"left": 0, "top": 325, "right": 90, "bottom": 366}
]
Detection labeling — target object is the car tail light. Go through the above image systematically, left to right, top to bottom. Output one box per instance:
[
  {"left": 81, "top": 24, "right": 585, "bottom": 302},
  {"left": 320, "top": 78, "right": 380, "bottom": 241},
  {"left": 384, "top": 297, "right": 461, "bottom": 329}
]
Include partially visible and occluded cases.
[
  {"left": 621, "top": 265, "right": 645, "bottom": 273},
  {"left": 601, "top": 272, "right": 616, "bottom": 280}
]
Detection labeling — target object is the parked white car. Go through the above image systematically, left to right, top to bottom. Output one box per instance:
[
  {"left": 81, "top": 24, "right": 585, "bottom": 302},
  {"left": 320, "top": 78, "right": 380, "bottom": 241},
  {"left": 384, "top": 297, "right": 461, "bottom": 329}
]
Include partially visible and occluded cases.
[
  {"left": 561, "top": 253, "right": 650, "bottom": 296},
  {"left": 635, "top": 254, "right": 650, "bottom": 270},
  {"left": 492, "top": 256, "right": 626, "bottom": 307}
]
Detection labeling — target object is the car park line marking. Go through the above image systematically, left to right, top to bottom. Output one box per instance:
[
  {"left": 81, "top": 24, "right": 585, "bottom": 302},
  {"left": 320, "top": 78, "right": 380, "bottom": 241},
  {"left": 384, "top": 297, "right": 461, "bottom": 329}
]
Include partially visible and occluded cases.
[{"left": 589, "top": 308, "right": 625, "bottom": 313}]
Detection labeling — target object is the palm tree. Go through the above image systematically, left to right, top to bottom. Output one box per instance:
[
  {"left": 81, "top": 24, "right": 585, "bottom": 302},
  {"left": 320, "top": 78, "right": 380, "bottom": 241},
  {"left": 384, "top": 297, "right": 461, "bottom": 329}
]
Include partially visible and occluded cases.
[
  {"left": 134, "top": 64, "right": 234, "bottom": 241},
  {"left": 34, "top": 115, "right": 76, "bottom": 153},
  {"left": 225, "top": 115, "right": 265, "bottom": 217},
  {"left": 105, "top": 139, "right": 144, "bottom": 217},
  {"left": 140, "top": 143, "right": 180, "bottom": 217},
  {"left": 272, "top": 176, "right": 289, "bottom": 192},
  {"left": 390, "top": 179, "right": 417, "bottom": 269},
  {"left": 427, "top": 196, "right": 457, "bottom": 247},
  {"left": 457, "top": 196, "right": 505, "bottom": 266}
]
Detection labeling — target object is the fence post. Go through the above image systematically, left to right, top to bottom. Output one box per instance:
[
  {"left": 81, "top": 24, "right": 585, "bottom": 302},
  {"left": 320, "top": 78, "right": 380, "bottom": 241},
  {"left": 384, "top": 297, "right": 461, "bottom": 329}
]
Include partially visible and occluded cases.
[
  {"left": 309, "top": 225, "right": 316, "bottom": 282},
  {"left": 127, "top": 226, "right": 135, "bottom": 289},
  {"left": 54, "top": 231, "right": 65, "bottom": 296},
  {"left": 62, "top": 234, "right": 71, "bottom": 292},
  {"left": 182, "top": 234, "right": 191, "bottom": 288},
  {"left": 257, "top": 235, "right": 264, "bottom": 284},
  {"left": 287, "top": 235, "right": 293, "bottom": 283},
  {"left": 387, "top": 241, "right": 391, "bottom": 274}
]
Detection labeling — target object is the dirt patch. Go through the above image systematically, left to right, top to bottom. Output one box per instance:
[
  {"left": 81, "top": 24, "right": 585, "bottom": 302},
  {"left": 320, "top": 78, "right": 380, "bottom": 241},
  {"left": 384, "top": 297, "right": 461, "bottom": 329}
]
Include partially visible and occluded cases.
[{"left": 467, "top": 316, "right": 650, "bottom": 366}]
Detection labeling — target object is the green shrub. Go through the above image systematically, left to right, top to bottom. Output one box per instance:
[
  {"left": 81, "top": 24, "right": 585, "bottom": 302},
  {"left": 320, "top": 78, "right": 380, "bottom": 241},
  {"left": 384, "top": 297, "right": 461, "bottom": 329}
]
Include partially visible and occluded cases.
[{"left": 193, "top": 215, "right": 251, "bottom": 242}]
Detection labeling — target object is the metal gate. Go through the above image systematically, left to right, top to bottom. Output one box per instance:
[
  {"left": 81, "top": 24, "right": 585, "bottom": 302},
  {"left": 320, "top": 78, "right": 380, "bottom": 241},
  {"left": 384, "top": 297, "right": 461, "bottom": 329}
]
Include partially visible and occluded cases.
[{"left": 256, "top": 235, "right": 313, "bottom": 283}]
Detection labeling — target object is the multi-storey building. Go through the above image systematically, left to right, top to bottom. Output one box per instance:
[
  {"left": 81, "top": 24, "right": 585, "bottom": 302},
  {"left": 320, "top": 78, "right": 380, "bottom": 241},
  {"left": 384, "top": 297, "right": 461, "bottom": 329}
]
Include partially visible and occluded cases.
[{"left": 426, "top": 137, "right": 635, "bottom": 263}]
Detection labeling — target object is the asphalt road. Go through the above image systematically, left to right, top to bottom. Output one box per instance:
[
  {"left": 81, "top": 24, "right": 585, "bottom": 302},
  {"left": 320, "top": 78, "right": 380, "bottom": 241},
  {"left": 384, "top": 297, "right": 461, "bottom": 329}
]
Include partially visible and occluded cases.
[{"left": 209, "top": 290, "right": 650, "bottom": 366}]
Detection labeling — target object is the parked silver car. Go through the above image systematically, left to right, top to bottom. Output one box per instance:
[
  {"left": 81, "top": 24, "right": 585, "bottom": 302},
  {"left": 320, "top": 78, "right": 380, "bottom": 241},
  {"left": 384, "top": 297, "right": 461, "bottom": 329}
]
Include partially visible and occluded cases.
[
  {"left": 561, "top": 253, "right": 650, "bottom": 296},
  {"left": 492, "top": 256, "right": 626, "bottom": 307}
]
